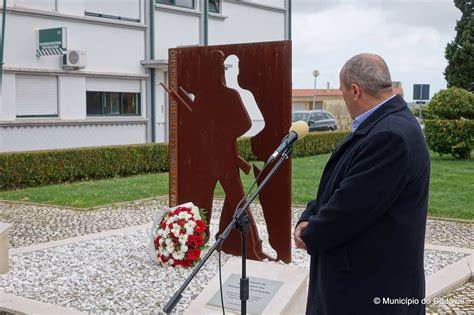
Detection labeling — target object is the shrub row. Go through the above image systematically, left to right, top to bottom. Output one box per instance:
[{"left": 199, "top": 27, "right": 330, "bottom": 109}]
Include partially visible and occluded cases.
[
  {"left": 0, "top": 131, "right": 349, "bottom": 190},
  {"left": 0, "top": 144, "right": 169, "bottom": 190}
]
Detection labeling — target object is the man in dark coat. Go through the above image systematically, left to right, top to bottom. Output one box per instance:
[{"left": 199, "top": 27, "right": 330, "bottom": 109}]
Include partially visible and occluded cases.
[{"left": 294, "top": 53, "right": 430, "bottom": 315}]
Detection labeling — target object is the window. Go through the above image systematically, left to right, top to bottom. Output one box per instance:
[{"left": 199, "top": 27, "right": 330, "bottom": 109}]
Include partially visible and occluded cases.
[
  {"left": 85, "top": 0, "right": 140, "bottom": 22},
  {"left": 157, "top": 0, "right": 194, "bottom": 9},
  {"left": 209, "top": 0, "right": 220, "bottom": 13},
  {"left": 16, "top": 75, "right": 58, "bottom": 117},
  {"left": 86, "top": 91, "right": 141, "bottom": 116},
  {"left": 86, "top": 91, "right": 101, "bottom": 115},
  {"left": 309, "top": 112, "right": 319, "bottom": 122},
  {"left": 324, "top": 113, "right": 334, "bottom": 120}
]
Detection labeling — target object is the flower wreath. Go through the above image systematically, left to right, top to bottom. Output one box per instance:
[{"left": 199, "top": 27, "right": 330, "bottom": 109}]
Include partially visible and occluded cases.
[{"left": 150, "top": 202, "right": 207, "bottom": 268}]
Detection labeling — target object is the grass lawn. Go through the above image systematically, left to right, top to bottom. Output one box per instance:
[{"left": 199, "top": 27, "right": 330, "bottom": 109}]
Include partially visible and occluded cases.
[{"left": 0, "top": 152, "right": 472, "bottom": 220}]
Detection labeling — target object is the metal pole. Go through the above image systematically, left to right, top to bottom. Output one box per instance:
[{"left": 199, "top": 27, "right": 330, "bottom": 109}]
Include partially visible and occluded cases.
[
  {"left": 0, "top": 0, "right": 7, "bottom": 105},
  {"left": 149, "top": 0, "right": 156, "bottom": 142},
  {"left": 312, "top": 76, "right": 317, "bottom": 110},
  {"left": 419, "top": 85, "right": 422, "bottom": 123}
]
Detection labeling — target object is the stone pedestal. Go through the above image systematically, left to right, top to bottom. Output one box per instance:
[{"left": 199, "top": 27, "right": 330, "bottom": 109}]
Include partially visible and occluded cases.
[
  {"left": 0, "top": 222, "right": 10, "bottom": 274},
  {"left": 185, "top": 257, "right": 308, "bottom": 314}
]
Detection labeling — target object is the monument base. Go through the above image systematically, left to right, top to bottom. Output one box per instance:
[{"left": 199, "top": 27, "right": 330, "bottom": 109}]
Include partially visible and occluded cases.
[{"left": 185, "top": 257, "right": 308, "bottom": 314}]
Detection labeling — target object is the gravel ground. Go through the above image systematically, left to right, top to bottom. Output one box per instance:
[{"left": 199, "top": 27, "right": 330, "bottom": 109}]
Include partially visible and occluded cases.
[
  {"left": 0, "top": 199, "right": 472, "bottom": 314},
  {"left": 0, "top": 199, "right": 166, "bottom": 248},
  {"left": 1, "top": 199, "right": 472, "bottom": 250},
  {"left": 0, "top": 225, "right": 470, "bottom": 314}
]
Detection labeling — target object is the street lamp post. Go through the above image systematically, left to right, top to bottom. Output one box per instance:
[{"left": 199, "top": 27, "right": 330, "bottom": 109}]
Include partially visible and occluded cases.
[
  {"left": 0, "top": 0, "right": 7, "bottom": 108},
  {"left": 312, "top": 69, "right": 320, "bottom": 110}
]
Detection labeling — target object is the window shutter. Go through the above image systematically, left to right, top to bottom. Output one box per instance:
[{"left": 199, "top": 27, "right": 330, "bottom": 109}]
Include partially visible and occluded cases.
[
  {"left": 16, "top": 75, "right": 58, "bottom": 116},
  {"left": 86, "top": 78, "right": 141, "bottom": 93}
]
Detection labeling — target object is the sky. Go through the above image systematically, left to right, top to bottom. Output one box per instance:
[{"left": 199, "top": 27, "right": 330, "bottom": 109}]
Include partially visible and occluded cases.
[{"left": 291, "top": 0, "right": 462, "bottom": 101}]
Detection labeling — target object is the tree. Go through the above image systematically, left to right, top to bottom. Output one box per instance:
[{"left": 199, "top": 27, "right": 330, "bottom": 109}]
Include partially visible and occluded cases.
[{"left": 444, "top": 0, "right": 474, "bottom": 91}]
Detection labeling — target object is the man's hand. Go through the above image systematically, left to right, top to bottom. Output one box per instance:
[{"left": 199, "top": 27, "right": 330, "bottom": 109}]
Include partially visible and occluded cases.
[{"left": 294, "top": 221, "right": 309, "bottom": 249}]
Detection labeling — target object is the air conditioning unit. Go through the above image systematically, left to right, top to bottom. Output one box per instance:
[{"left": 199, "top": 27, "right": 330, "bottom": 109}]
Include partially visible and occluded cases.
[{"left": 62, "top": 50, "right": 87, "bottom": 70}]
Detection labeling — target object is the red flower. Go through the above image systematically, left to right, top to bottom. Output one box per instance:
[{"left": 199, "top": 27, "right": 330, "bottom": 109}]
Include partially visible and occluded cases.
[
  {"left": 178, "top": 219, "right": 185, "bottom": 226},
  {"left": 195, "top": 220, "right": 206, "bottom": 233},
  {"left": 160, "top": 221, "right": 166, "bottom": 229},
  {"left": 168, "top": 223, "right": 173, "bottom": 229},
  {"left": 186, "top": 235, "right": 195, "bottom": 247},
  {"left": 193, "top": 235, "right": 204, "bottom": 247},
  {"left": 154, "top": 236, "right": 161, "bottom": 249},
  {"left": 186, "top": 248, "right": 201, "bottom": 261},
  {"left": 160, "top": 255, "right": 168, "bottom": 263},
  {"left": 182, "top": 259, "right": 192, "bottom": 268}
]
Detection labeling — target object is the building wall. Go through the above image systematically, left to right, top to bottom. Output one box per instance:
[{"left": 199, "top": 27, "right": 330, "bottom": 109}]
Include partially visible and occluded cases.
[
  {"left": 1, "top": 0, "right": 288, "bottom": 151},
  {"left": 153, "top": 0, "right": 288, "bottom": 141},
  {"left": 0, "top": 1, "right": 148, "bottom": 152},
  {"left": 208, "top": 2, "right": 285, "bottom": 45},
  {"left": 154, "top": 9, "right": 200, "bottom": 60},
  {"left": 0, "top": 121, "right": 147, "bottom": 152}
]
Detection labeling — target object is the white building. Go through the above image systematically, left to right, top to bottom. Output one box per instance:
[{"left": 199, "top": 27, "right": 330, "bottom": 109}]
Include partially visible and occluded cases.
[{"left": 0, "top": 0, "right": 290, "bottom": 152}]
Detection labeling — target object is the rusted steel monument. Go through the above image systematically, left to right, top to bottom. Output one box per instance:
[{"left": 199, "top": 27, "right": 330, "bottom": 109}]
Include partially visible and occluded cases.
[{"left": 167, "top": 40, "right": 292, "bottom": 263}]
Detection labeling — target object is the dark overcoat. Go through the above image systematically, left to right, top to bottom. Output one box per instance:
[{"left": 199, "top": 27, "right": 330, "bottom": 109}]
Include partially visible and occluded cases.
[{"left": 298, "top": 95, "right": 430, "bottom": 315}]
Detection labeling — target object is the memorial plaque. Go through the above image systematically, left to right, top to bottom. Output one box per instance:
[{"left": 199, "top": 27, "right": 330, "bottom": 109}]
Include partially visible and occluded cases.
[{"left": 208, "top": 273, "right": 283, "bottom": 314}]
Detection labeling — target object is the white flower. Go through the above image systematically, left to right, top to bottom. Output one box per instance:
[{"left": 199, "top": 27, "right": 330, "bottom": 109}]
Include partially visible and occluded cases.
[
  {"left": 191, "top": 206, "right": 201, "bottom": 219},
  {"left": 184, "top": 221, "right": 196, "bottom": 231},
  {"left": 171, "top": 224, "right": 181, "bottom": 236},
  {"left": 178, "top": 234, "right": 188, "bottom": 243},
  {"left": 180, "top": 244, "right": 188, "bottom": 253},
  {"left": 172, "top": 251, "right": 185, "bottom": 260}
]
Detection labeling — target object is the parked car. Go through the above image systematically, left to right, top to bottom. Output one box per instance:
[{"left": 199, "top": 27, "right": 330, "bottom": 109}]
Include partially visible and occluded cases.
[{"left": 292, "top": 110, "right": 338, "bottom": 132}]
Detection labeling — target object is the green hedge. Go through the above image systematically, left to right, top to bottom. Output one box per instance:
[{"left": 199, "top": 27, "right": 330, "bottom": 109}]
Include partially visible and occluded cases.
[
  {"left": 424, "top": 119, "right": 474, "bottom": 159},
  {"left": 0, "top": 131, "right": 349, "bottom": 191},
  {"left": 236, "top": 131, "right": 349, "bottom": 160},
  {"left": 292, "top": 131, "right": 349, "bottom": 157},
  {"left": 0, "top": 144, "right": 169, "bottom": 190}
]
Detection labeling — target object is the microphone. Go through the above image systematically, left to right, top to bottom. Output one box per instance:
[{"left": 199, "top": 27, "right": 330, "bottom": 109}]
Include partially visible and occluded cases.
[{"left": 266, "top": 121, "right": 309, "bottom": 164}]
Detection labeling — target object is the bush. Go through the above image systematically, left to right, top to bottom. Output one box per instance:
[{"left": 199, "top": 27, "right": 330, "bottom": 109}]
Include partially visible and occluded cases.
[
  {"left": 424, "top": 87, "right": 474, "bottom": 159},
  {"left": 426, "top": 87, "right": 474, "bottom": 119},
  {"left": 424, "top": 119, "right": 474, "bottom": 159},
  {"left": 0, "top": 131, "right": 348, "bottom": 191},
  {"left": 236, "top": 131, "right": 349, "bottom": 160},
  {"left": 292, "top": 131, "right": 349, "bottom": 158},
  {"left": 0, "top": 144, "right": 169, "bottom": 190}
]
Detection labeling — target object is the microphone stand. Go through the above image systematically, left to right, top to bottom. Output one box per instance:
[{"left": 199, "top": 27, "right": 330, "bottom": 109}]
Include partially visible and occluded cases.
[{"left": 163, "top": 145, "right": 293, "bottom": 314}]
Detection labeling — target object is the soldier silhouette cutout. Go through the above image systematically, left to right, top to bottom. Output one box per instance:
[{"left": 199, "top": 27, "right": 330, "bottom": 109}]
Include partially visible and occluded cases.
[
  {"left": 169, "top": 41, "right": 292, "bottom": 262},
  {"left": 174, "top": 50, "right": 269, "bottom": 260}
]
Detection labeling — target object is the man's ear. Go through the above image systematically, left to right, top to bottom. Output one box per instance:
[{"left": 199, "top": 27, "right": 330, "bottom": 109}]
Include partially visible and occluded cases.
[{"left": 351, "top": 83, "right": 361, "bottom": 101}]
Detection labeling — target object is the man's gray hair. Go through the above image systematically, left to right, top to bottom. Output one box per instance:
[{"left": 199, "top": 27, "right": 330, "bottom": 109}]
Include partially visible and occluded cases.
[{"left": 341, "top": 53, "right": 393, "bottom": 96}]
